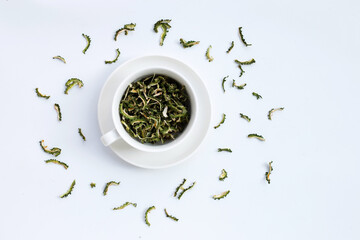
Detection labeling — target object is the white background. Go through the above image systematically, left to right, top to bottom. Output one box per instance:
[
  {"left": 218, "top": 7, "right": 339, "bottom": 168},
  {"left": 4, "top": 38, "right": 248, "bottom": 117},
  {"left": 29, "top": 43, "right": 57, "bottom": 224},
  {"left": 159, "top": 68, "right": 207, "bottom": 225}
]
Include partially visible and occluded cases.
[{"left": 1, "top": 0, "right": 359, "bottom": 239}]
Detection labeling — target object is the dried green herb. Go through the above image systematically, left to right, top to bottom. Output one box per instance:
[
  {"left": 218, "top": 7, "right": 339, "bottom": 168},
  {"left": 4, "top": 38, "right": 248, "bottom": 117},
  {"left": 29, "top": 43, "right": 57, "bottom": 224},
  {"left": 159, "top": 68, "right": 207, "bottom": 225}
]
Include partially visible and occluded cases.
[
  {"left": 154, "top": 19, "right": 171, "bottom": 46},
  {"left": 114, "top": 23, "right": 136, "bottom": 41},
  {"left": 238, "top": 27, "right": 252, "bottom": 47},
  {"left": 82, "top": 33, "right": 91, "bottom": 54},
  {"left": 179, "top": 38, "right": 200, "bottom": 48},
  {"left": 226, "top": 41, "right": 234, "bottom": 53},
  {"left": 206, "top": 45, "right": 214, "bottom": 62},
  {"left": 105, "top": 48, "right": 120, "bottom": 64},
  {"left": 52, "top": 55, "right": 66, "bottom": 64},
  {"left": 235, "top": 58, "right": 256, "bottom": 65},
  {"left": 237, "top": 64, "right": 245, "bottom": 77},
  {"left": 119, "top": 74, "right": 190, "bottom": 144},
  {"left": 222, "top": 76, "right": 228, "bottom": 93},
  {"left": 64, "top": 78, "right": 84, "bottom": 94},
  {"left": 232, "top": 80, "right": 246, "bottom": 90},
  {"left": 35, "top": 88, "right": 50, "bottom": 99},
  {"left": 252, "top": 92, "right": 262, "bottom": 100},
  {"left": 54, "top": 103, "right": 62, "bottom": 121},
  {"left": 268, "top": 107, "right": 284, "bottom": 120},
  {"left": 214, "top": 113, "right": 226, "bottom": 129},
  {"left": 240, "top": 113, "right": 251, "bottom": 122},
  {"left": 78, "top": 128, "right": 86, "bottom": 141},
  {"left": 248, "top": 133, "right": 265, "bottom": 141},
  {"left": 39, "top": 140, "right": 61, "bottom": 157},
  {"left": 218, "top": 148, "right": 232, "bottom": 153},
  {"left": 44, "top": 159, "right": 68, "bottom": 170},
  {"left": 265, "top": 161, "right": 273, "bottom": 184},
  {"left": 219, "top": 169, "right": 228, "bottom": 181},
  {"left": 174, "top": 178, "right": 186, "bottom": 197},
  {"left": 60, "top": 180, "right": 76, "bottom": 198},
  {"left": 103, "top": 181, "right": 120, "bottom": 196},
  {"left": 177, "top": 181, "right": 196, "bottom": 200},
  {"left": 90, "top": 183, "right": 96, "bottom": 188},
  {"left": 213, "top": 190, "right": 230, "bottom": 200},
  {"left": 113, "top": 202, "right": 137, "bottom": 210},
  {"left": 145, "top": 206, "right": 155, "bottom": 226},
  {"left": 164, "top": 209, "right": 179, "bottom": 222}
]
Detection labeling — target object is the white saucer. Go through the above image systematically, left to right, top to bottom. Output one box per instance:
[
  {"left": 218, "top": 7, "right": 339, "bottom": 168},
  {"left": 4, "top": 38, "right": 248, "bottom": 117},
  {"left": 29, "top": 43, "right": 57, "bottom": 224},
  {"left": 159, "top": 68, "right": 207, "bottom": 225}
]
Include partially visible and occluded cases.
[{"left": 97, "top": 55, "right": 211, "bottom": 169}]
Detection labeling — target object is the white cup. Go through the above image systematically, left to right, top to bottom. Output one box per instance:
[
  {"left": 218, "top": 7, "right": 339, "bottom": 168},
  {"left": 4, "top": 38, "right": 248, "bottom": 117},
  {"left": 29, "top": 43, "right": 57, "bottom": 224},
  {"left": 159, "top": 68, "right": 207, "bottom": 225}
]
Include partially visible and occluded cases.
[{"left": 100, "top": 67, "right": 197, "bottom": 152}]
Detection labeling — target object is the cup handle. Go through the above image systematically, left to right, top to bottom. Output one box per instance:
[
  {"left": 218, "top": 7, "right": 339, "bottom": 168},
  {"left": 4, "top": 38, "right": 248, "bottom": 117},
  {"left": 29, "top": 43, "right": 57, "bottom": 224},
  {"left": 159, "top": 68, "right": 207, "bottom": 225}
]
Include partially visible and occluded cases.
[{"left": 101, "top": 128, "right": 121, "bottom": 146}]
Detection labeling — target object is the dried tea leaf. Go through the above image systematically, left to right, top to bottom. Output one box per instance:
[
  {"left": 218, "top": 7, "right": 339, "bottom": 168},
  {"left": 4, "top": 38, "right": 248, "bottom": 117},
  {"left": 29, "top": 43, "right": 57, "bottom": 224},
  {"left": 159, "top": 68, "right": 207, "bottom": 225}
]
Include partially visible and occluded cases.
[
  {"left": 238, "top": 27, "right": 252, "bottom": 47},
  {"left": 82, "top": 33, "right": 91, "bottom": 54},
  {"left": 179, "top": 38, "right": 200, "bottom": 48},
  {"left": 206, "top": 45, "right": 214, "bottom": 62},
  {"left": 105, "top": 48, "right": 120, "bottom": 64},
  {"left": 52, "top": 55, "right": 66, "bottom": 64},
  {"left": 35, "top": 88, "right": 50, "bottom": 99},
  {"left": 268, "top": 107, "right": 284, "bottom": 120},
  {"left": 214, "top": 114, "right": 226, "bottom": 129},
  {"left": 248, "top": 133, "right": 265, "bottom": 141},
  {"left": 39, "top": 140, "right": 61, "bottom": 157},
  {"left": 44, "top": 159, "right": 68, "bottom": 170},
  {"left": 60, "top": 180, "right": 76, "bottom": 198},
  {"left": 212, "top": 190, "right": 230, "bottom": 200}
]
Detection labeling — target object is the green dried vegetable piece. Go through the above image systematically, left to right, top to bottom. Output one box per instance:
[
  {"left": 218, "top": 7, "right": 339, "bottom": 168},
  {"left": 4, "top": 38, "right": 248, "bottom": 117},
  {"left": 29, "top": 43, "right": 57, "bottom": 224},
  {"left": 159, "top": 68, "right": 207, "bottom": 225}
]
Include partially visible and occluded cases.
[
  {"left": 153, "top": 19, "right": 171, "bottom": 46},
  {"left": 114, "top": 23, "right": 136, "bottom": 41},
  {"left": 238, "top": 27, "right": 252, "bottom": 47},
  {"left": 82, "top": 33, "right": 91, "bottom": 54},
  {"left": 179, "top": 38, "right": 200, "bottom": 48},
  {"left": 226, "top": 41, "right": 234, "bottom": 53},
  {"left": 205, "top": 45, "right": 214, "bottom": 62},
  {"left": 105, "top": 48, "right": 120, "bottom": 64},
  {"left": 53, "top": 55, "right": 66, "bottom": 64},
  {"left": 235, "top": 58, "right": 256, "bottom": 65},
  {"left": 237, "top": 64, "right": 245, "bottom": 77},
  {"left": 222, "top": 76, "right": 228, "bottom": 93},
  {"left": 64, "top": 78, "right": 84, "bottom": 94},
  {"left": 232, "top": 80, "right": 246, "bottom": 90},
  {"left": 35, "top": 88, "right": 50, "bottom": 99},
  {"left": 252, "top": 92, "right": 262, "bottom": 100},
  {"left": 54, "top": 103, "right": 62, "bottom": 121},
  {"left": 268, "top": 107, "right": 284, "bottom": 120},
  {"left": 214, "top": 113, "right": 226, "bottom": 129},
  {"left": 240, "top": 113, "right": 251, "bottom": 122},
  {"left": 78, "top": 128, "right": 86, "bottom": 141},
  {"left": 248, "top": 133, "right": 265, "bottom": 141},
  {"left": 39, "top": 140, "right": 61, "bottom": 157},
  {"left": 218, "top": 148, "right": 232, "bottom": 153},
  {"left": 44, "top": 159, "right": 68, "bottom": 170},
  {"left": 265, "top": 161, "right": 273, "bottom": 184},
  {"left": 219, "top": 169, "right": 228, "bottom": 181},
  {"left": 174, "top": 178, "right": 186, "bottom": 197},
  {"left": 60, "top": 180, "right": 76, "bottom": 198},
  {"left": 103, "top": 181, "right": 120, "bottom": 196},
  {"left": 177, "top": 181, "right": 196, "bottom": 200},
  {"left": 90, "top": 183, "right": 96, "bottom": 188},
  {"left": 212, "top": 190, "right": 230, "bottom": 200},
  {"left": 113, "top": 202, "right": 137, "bottom": 210},
  {"left": 145, "top": 206, "right": 155, "bottom": 226},
  {"left": 164, "top": 209, "right": 179, "bottom": 222}
]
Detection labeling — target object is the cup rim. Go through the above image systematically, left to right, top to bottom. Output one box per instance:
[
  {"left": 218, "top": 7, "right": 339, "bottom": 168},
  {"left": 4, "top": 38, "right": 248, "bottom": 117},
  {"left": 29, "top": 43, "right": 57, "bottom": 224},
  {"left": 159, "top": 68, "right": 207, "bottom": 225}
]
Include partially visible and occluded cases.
[{"left": 111, "top": 66, "right": 198, "bottom": 152}]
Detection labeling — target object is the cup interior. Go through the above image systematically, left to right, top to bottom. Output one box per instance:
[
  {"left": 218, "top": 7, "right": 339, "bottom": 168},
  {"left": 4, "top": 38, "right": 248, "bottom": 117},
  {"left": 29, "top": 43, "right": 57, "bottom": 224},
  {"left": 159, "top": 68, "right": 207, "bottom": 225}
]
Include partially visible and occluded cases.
[{"left": 112, "top": 67, "right": 197, "bottom": 152}]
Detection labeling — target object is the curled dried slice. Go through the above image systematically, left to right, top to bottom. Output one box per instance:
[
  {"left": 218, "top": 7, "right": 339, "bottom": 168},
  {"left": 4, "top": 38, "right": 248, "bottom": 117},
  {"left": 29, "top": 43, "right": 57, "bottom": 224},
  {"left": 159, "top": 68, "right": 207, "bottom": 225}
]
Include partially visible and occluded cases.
[
  {"left": 154, "top": 19, "right": 171, "bottom": 46},
  {"left": 114, "top": 23, "right": 136, "bottom": 41},
  {"left": 238, "top": 27, "right": 252, "bottom": 47},
  {"left": 82, "top": 33, "right": 91, "bottom": 54},
  {"left": 179, "top": 38, "right": 200, "bottom": 48},
  {"left": 226, "top": 41, "right": 234, "bottom": 53},
  {"left": 206, "top": 45, "right": 214, "bottom": 62},
  {"left": 105, "top": 48, "right": 120, "bottom": 64},
  {"left": 53, "top": 55, "right": 66, "bottom": 64},
  {"left": 235, "top": 58, "right": 256, "bottom": 65},
  {"left": 222, "top": 76, "right": 228, "bottom": 93},
  {"left": 64, "top": 78, "right": 84, "bottom": 94},
  {"left": 232, "top": 80, "right": 246, "bottom": 90},
  {"left": 35, "top": 88, "right": 50, "bottom": 99},
  {"left": 252, "top": 92, "right": 262, "bottom": 100},
  {"left": 54, "top": 103, "right": 62, "bottom": 121},
  {"left": 268, "top": 107, "right": 284, "bottom": 120},
  {"left": 214, "top": 113, "right": 226, "bottom": 129},
  {"left": 240, "top": 113, "right": 251, "bottom": 122},
  {"left": 78, "top": 128, "right": 86, "bottom": 141},
  {"left": 248, "top": 133, "right": 265, "bottom": 141},
  {"left": 39, "top": 140, "right": 61, "bottom": 157},
  {"left": 218, "top": 148, "right": 232, "bottom": 153},
  {"left": 45, "top": 159, "right": 68, "bottom": 170},
  {"left": 265, "top": 161, "right": 273, "bottom": 184},
  {"left": 219, "top": 169, "right": 228, "bottom": 181},
  {"left": 174, "top": 178, "right": 186, "bottom": 197},
  {"left": 60, "top": 180, "right": 76, "bottom": 198},
  {"left": 103, "top": 181, "right": 120, "bottom": 196},
  {"left": 177, "top": 181, "right": 196, "bottom": 200},
  {"left": 90, "top": 183, "right": 96, "bottom": 188},
  {"left": 213, "top": 190, "right": 230, "bottom": 200},
  {"left": 113, "top": 202, "right": 137, "bottom": 210},
  {"left": 145, "top": 206, "right": 155, "bottom": 226},
  {"left": 164, "top": 209, "right": 179, "bottom": 222}
]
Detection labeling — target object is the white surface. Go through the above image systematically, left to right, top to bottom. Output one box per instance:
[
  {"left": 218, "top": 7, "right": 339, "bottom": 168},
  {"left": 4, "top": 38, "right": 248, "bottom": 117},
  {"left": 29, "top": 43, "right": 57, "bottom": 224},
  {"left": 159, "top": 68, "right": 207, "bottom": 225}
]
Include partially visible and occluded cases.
[
  {"left": 0, "top": 0, "right": 360, "bottom": 239},
  {"left": 98, "top": 55, "right": 211, "bottom": 168}
]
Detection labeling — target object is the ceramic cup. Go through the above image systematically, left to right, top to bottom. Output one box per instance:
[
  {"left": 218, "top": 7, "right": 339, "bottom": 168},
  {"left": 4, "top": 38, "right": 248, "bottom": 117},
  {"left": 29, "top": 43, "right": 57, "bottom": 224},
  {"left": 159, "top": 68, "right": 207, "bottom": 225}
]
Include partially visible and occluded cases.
[{"left": 100, "top": 67, "right": 197, "bottom": 152}]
